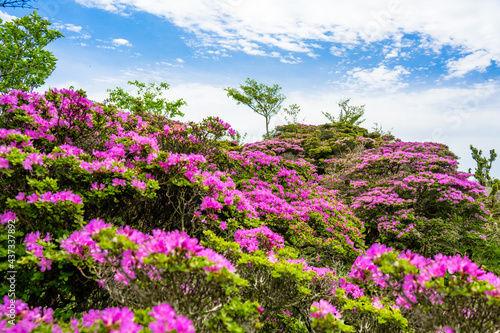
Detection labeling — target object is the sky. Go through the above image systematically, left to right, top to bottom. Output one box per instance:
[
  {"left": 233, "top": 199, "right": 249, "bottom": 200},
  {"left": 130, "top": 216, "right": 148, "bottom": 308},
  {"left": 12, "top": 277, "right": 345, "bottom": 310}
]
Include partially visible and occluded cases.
[{"left": 1, "top": 0, "right": 500, "bottom": 178}]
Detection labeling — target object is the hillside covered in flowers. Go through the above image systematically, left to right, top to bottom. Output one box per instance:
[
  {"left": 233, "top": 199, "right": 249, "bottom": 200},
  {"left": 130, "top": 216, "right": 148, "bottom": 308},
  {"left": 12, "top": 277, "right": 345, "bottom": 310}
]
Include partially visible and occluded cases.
[{"left": 1, "top": 88, "right": 500, "bottom": 332}]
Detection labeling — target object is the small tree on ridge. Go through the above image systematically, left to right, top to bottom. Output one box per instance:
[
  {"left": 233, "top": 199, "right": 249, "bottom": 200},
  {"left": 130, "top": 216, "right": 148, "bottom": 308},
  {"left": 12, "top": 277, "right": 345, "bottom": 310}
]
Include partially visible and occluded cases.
[
  {"left": 224, "top": 78, "right": 286, "bottom": 138},
  {"left": 322, "top": 97, "right": 365, "bottom": 126}
]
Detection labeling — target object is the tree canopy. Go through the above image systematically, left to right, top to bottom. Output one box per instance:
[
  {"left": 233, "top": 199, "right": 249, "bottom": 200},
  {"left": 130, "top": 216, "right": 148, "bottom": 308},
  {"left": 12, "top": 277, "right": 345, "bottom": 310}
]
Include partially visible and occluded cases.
[
  {"left": 0, "top": 11, "right": 63, "bottom": 92},
  {"left": 224, "top": 78, "right": 285, "bottom": 138},
  {"left": 106, "top": 80, "right": 186, "bottom": 118},
  {"left": 322, "top": 97, "right": 365, "bottom": 126},
  {"left": 281, "top": 103, "right": 305, "bottom": 125},
  {"left": 470, "top": 145, "right": 498, "bottom": 187}
]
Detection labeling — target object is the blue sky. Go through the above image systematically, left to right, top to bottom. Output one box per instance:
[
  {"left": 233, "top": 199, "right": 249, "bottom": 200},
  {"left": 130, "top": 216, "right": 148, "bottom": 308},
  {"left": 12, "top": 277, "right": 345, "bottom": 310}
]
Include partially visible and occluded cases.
[{"left": 2, "top": 0, "right": 500, "bottom": 178}]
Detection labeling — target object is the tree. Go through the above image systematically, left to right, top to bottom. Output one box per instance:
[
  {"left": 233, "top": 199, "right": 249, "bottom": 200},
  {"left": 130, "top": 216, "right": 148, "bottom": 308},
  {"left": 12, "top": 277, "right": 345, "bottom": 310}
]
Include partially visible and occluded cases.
[
  {"left": 0, "top": 0, "right": 34, "bottom": 8},
  {"left": 0, "top": 11, "right": 63, "bottom": 92},
  {"left": 224, "top": 78, "right": 286, "bottom": 138},
  {"left": 106, "top": 80, "right": 186, "bottom": 118},
  {"left": 322, "top": 97, "right": 365, "bottom": 126},
  {"left": 281, "top": 103, "right": 305, "bottom": 125},
  {"left": 469, "top": 145, "right": 497, "bottom": 187},
  {"left": 469, "top": 145, "right": 500, "bottom": 225}
]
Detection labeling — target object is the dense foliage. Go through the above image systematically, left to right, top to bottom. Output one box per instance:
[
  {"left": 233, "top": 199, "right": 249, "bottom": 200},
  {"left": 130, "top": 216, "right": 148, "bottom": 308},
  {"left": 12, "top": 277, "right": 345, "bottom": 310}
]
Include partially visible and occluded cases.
[
  {"left": 0, "top": 12, "right": 63, "bottom": 93},
  {"left": 1, "top": 89, "right": 499, "bottom": 332}
]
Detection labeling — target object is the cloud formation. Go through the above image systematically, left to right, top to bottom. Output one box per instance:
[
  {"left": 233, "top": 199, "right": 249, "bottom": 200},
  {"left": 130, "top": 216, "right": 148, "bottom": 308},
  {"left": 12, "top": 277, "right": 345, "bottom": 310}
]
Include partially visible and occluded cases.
[
  {"left": 75, "top": 0, "right": 500, "bottom": 78},
  {"left": 0, "top": 10, "right": 16, "bottom": 22},
  {"left": 53, "top": 22, "right": 84, "bottom": 33},
  {"left": 112, "top": 38, "right": 132, "bottom": 47},
  {"left": 347, "top": 65, "right": 410, "bottom": 91}
]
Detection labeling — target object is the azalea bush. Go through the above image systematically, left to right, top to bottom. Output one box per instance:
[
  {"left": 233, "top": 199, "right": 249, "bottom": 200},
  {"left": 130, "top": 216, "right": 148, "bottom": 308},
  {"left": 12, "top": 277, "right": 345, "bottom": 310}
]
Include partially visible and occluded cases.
[
  {"left": 0, "top": 88, "right": 499, "bottom": 332},
  {"left": 273, "top": 122, "right": 393, "bottom": 173},
  {"left": 323, "top": 141, "right": 492, "bottom": 261},
  {"left": 0, "top": 295, "right": 196, "bottom": 333}
]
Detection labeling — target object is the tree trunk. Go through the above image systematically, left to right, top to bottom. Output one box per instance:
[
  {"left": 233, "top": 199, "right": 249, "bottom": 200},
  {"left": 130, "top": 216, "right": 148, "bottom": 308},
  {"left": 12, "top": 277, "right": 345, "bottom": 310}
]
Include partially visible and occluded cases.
[{"left": 265, "top": 116, "right": 270, "bottom": 138}]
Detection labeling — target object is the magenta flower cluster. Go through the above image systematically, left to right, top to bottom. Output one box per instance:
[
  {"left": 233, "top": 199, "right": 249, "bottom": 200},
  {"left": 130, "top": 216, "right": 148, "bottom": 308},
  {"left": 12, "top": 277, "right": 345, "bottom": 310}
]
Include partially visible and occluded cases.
[
  {"left": 15, "top": 191, "right": 82, "bottom": 204},
  {"left": 56, "top": 219, "right": 236, "bottom": 283},
  {"left": 234, "top": 226, "right": 285, "bottom": 252},
  {"left": 348, "top": 244, "right": 500, "bottom": 309},
  {"left": 0, "top": 296, "right": 194, "bottom": 333},
  {"left": 310, "top": 299, "right": 341, "bottom": 319}
]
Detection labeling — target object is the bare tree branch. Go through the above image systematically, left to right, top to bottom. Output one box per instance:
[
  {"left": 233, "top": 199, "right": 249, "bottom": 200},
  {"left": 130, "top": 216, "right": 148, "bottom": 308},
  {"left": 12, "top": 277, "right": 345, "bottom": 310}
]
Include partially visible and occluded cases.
[{"left": 0, "top": 0, "right": 35, "bottom": 8}]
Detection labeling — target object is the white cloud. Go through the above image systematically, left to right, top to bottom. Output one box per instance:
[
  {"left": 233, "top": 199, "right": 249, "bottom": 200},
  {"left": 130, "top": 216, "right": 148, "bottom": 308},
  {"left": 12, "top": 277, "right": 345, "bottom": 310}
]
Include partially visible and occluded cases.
[
  {"left": 74, "top": 0, "right": 500, "bottom": 75},
  {"left": 0, "top": 10, "right": 16, "bottom": 22},
  {"left": 53, "top": 22, "right": 84, "bottom": 33},
  {"left": 65, "top": 24, "right": 83, "bottom": 33},
  {"left": 70, "top": 34, "right": 91, "bottom": 40},
  {"left": 111, "top": 38, "right": 132, "bottom": 47},
  {"left": 97, "top": 45, "right": 116, "bottom": 50},
  {"left": 330, "top": 46, "right": 346, "bottom": 57},
  {"left": 385, "top": 48, "right": 398, "bottom": 58},
  {"left": 445, "top": 50, "right": 493, "bottom": 79},
  {"left": 175, "top": 58, "right": 184, "bottom": 63},
  {"left": 159, "top": 61, "right": 183, "bottom": 68},
  {"left": 347, "top": 65, "right": 410, "bottom": 91}
]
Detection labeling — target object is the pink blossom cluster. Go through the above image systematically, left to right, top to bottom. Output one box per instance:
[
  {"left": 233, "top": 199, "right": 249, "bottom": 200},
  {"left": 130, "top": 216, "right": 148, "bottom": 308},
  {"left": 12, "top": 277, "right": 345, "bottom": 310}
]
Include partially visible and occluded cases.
[
  {"left": 2, "top": 89, "right": 95, "bottom": 135},
  {"left": 243, "top": 138, "right": 305, "bottom": 157},
  {"left": 325, "top": 139, "right": 489, "bottom": 255},
  {"left": 346, "top": 141, "right": 460, "bottom": 175},
  {"left": 22, "top": 153, "right": 45, "bottom": 170},
  {"left": 158, "top": 153, "right": 206, "bottom": 173},
  {"left": 232, "top": 169, "right": 363, "bottom": 258},
  {"left": 351, "top": 187, "right": 409, "bottom": 210},
  {"left": 15, "top": 191, "right": 83, "bottom": 204},
  {"left": 0, "top": 211, "right": 17, "bottom": 225},
  {"left": 56, "top": 219, "right": 235, "bottom": 284},
  {"left": 234, "top": 226, "right": 285, "bottom": 252},
  {"left": 24, "top": 231, "right": 52, "bottom": 271},
  {"left": 348, "top": 244, "right": 500, "bottom": 308},
  {"left": 335, "top": 278, "right": 364, "bottom": 298},
  {"left": 0, "top": 296, "right": 56, "bottom": 333},
  {"left": 0, "top": 296, "right": 194, "bottom": 333},
  {"left": 310, "top": 300, "right": 341, "bottom": 319},
  {"left": 147, "top": 303, "right": 195, "bottom": 333},
  {"left": 81, "top": 307, "right": 142, "bottom": 332}
]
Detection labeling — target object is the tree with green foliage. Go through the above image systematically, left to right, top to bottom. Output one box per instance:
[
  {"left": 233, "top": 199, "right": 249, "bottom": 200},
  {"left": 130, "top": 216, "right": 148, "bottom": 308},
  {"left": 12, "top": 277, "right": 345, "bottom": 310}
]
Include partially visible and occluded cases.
[
  {"left": 0, "top": 0, "right": 33, "bottom": 7},
  {"left": 0, "top": 11, "right": 63, "bottom": 92},
  {"left": 224, "top": 78, "right": 286, "bottom": 138},
  {"left": 106, "top": 80, "right": 186, "bottom": 118},
  {"left": 322, "top": 97, "right": 365, "bottom": 126},
  {"left": 281, "top": 103, "right": 305, "bottom": 125},
  {"left": 469, "top": 145, "right": 497, "bottom": 187},
  {"left": 469, "top": 145, "right": 500, "bottom": 224}
]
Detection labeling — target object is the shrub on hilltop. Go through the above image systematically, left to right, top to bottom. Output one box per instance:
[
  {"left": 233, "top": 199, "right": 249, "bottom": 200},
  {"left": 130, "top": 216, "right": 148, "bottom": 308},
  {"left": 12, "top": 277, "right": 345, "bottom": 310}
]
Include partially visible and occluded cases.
[
  {"left": 1, "top": 88, "right": 499, "bottom": 332},
  {"left": 0, "top": 89, "right": 363, "bottom": 331}
]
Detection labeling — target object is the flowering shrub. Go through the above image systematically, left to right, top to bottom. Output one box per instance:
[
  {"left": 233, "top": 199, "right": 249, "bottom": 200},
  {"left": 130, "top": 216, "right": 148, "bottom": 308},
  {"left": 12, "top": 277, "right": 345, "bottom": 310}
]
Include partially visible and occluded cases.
[
  {"left": 1, "top": 88, "right": 498, "bottom": 332},
  {"left": 273, "top": 122, "right": 392, "bottom": 173},
  {"left": 324, "top": 141, "right": 491, "bottom": 261},
  {"left": 218, "top": 148, "right": 365, "bottom": 265},
  {"left": 19, "top": 220, "right": 261, "bottom": 331},
  {"left": 234, "top": 226, "right": 285, "bottom": 252},
  {"left": 204, "top": 230, "right": 337, "bottom": 331},
  {"left": 356, "top": 244, "right": 499, "bottom": 332},
  {"left": 0, "top": 295, "right": 195, "bottom": 333}
]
